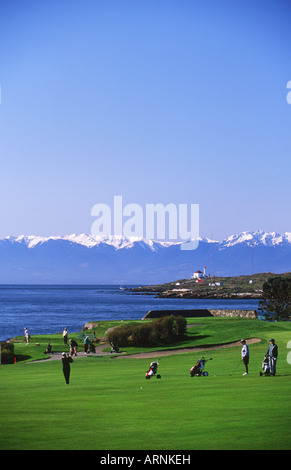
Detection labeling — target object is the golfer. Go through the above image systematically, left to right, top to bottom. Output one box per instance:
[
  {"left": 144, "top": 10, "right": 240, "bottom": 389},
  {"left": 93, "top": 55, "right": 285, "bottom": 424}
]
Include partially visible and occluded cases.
[
  {"left": 24, "top": 327, "right": 30, "bottom": 345},
  {"left": 63, "top": 328, "right": 68, "bottom": 345},
  {"left": 84, "top": 335, "right": 90, "bottom": 353},
  {"left": 69, "top": 338, "right": 78, "bottom": 356},
  {"left": 241, "top": 339, "right": 249, "bottom": 375},
  {"left": 266, "top": 339, "right": 278, "bottom": 376},
  {"left": 62, "top": 352, "right": 73, "bottom": 385}
]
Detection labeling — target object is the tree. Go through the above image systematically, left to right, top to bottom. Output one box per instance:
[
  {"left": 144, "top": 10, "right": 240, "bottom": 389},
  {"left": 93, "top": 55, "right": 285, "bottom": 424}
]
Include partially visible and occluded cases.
[{"left": 258, "top": 276, "right": 291, "bottom": 321}]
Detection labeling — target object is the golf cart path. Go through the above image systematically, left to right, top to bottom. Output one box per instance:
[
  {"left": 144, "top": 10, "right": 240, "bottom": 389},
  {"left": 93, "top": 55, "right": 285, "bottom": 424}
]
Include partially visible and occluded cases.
[
  {"left": 33, "top": 338, "right": 261, "bottom": 362},
  {"left": 117, "top": 338, "right": 261, "bottom": 359}
]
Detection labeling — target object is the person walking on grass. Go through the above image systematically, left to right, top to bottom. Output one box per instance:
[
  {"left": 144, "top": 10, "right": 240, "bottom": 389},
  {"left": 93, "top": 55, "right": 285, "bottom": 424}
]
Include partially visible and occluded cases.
[
  {"left": 24, "top": 327, "right": 30, "bottom": 345},
  {"left": 63, "top": 328, "right": 68, "bottom": 345},
  {"left": 84, "top": 335, "right": 90, "bottom": 353},
  {"left": 241, "top": 339, "right": 249, "bottom": 375},
  {"left": 266, "top": 339, "right": 278, "bottom": 376},
  {"left": 62, "top": 352, "right": 73, "bottom": 385}
]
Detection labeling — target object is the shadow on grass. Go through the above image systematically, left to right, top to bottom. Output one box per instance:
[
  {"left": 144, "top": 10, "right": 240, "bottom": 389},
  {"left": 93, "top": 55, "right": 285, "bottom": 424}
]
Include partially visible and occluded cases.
[
  {"left": 170, "top": 334, "right": 211, "bottom": 347},
  {"left": 15, "top": 354, "right": 33, "bottom": 362}
]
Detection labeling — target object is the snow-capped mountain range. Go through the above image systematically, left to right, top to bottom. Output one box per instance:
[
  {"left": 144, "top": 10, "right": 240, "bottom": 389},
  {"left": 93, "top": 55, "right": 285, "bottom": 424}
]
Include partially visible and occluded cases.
[
  {"left": 0, "top": 230, "right": 290, "bottom": 284},
  {"left": 4, "top": 230, "right": 291, "bottom": 249},
  {"left": 220, "top": 231, "right": 291, "bottom": 248},
  {"left": 3, "top": 234, "right": 176, "bottom": 250}
]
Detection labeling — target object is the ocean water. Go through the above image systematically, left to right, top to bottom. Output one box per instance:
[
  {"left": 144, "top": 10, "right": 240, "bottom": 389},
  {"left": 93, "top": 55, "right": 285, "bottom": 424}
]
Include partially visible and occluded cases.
[{"left": 0, "top": 285, "right": 260, "bottom": 341}]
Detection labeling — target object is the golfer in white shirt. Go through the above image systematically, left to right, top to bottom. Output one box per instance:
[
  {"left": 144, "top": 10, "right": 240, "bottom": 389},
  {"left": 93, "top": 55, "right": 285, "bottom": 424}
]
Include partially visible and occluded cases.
[{"left": 241, "top": 339, "right": 249, "bottom": 375}]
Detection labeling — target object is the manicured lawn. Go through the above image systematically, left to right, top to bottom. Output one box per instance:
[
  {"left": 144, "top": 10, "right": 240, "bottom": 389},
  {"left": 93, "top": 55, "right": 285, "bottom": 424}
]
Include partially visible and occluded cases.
[{"left": 1, "top": 318, "right": 291, "bottom": 450}]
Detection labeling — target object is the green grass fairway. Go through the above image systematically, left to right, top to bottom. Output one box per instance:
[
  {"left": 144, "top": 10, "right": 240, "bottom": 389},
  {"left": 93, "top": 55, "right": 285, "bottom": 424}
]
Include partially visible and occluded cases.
[{"left": 1, "top": 318, "right": 291, "bottom": 450}]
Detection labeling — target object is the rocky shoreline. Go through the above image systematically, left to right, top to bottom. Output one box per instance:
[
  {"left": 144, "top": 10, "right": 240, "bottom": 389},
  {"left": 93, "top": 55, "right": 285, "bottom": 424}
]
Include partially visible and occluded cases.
[
  {"left": 128, "top": 285, "right": 262, "bottom": 300},
  {"left": 155, "top": 291, "right": 261, "bottom": 299}
]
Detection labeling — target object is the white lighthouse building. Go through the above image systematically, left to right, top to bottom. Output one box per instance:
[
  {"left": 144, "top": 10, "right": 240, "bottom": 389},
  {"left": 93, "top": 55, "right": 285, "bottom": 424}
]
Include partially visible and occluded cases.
[{"left": 192, "top": 266, "right": 207, "bottom": 280}]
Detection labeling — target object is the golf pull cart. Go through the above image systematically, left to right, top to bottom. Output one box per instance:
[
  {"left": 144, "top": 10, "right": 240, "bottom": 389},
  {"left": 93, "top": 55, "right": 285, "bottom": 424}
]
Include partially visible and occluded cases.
[
  {"left": 260, "top": 355, "right": 271, "bottom": 376},
  {"left": 190, "top": 357, "right": 212, "bottom": 377},
  {"left": 145, "top": 361, "right": 161, "bottom": 379}
]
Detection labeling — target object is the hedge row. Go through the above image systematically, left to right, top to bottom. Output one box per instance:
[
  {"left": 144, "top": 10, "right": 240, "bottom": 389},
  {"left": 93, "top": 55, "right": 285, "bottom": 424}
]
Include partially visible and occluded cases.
[{"left": 107, "top": 316, "right": 187, "bottom": 347}]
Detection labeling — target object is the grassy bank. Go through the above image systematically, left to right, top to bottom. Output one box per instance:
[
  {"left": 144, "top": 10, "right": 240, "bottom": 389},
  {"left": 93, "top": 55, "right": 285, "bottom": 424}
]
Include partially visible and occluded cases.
[{"left": 1, "top": 317, "right": 291, "bottom": 450}]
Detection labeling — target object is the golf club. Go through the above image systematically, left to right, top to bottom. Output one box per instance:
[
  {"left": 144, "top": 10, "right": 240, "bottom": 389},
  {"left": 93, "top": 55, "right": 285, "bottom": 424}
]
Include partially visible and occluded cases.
[{"left": 229, "top": 359, "right": 242, "bottom": 376}]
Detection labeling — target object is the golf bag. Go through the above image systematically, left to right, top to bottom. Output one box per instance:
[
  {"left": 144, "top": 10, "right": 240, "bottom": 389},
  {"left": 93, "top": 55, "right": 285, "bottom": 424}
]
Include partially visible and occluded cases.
[
  {"left": 88, "top": 341, "right": 95, "bottom": 353},
  {"left": 110, "top": 342, "right": 119, "bottom": 353},
  {"left": 44, "top": 343, "right": 52, "bottom": 354},
  {"left": 260, "top": 355, "right": 271, "bottom": 376},
  {"left": 190, "top": 357, "right": 209, "bottom": 377},
  {"left": 145, "top": 361, "right": 161, "bottom": 379}
]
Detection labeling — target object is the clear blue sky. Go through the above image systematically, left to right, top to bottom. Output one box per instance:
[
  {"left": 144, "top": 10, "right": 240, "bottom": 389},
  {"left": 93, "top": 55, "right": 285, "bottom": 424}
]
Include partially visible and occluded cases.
[{"left": 0, "top": 0, "right": 291, "bottom": 241}]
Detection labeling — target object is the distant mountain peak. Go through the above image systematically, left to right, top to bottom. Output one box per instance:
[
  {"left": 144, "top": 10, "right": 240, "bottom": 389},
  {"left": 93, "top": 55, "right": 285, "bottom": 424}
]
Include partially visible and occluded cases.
[
  {"left": 2, "top": 230, "right": 291, "bottom": 250},
  {"left": 221, "top": 230, "right": 291, "bottom": 248}
]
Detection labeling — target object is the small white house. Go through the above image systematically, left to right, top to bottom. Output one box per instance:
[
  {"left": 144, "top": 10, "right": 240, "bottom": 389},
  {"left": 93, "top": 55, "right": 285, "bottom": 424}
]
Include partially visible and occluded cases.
[{"left": 192, "top": 270, "right": 203, "bottom": 279}]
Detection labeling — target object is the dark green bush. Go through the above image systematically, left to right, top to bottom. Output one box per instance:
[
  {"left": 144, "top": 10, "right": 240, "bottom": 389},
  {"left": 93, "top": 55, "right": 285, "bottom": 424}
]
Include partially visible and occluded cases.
[
  {"left": 107, "top": 316, "right": 187, "bottom": 347},
  {"left": 173, "top": 316, "right": 187, "bottom": 337},
  {"left": 130, "top": 322, "right": 153, "bottom": 347},
  {"left": 108, "top": 324, "right": 134, "bottom": 346},
  {"left": 0, "top": 341, "right": 15, "bottom": 364}
]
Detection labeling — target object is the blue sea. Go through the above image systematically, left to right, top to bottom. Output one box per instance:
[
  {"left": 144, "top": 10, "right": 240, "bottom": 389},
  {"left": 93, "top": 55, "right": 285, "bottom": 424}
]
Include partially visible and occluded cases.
[{"left": 0, "top": 285, "right": 260, "bottom": 341}]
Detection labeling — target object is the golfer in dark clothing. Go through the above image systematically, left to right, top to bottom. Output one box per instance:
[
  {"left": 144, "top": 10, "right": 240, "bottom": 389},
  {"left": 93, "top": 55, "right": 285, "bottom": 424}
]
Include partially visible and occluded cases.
[
  {"left": 69, "top": 339, "right": 78, "bottom": 356},
  {"left": 266, "top": 339, "right": 278, "bottom": 375},
  {"left": 62, "top": 352, "right": 73, "bottom": 384}
]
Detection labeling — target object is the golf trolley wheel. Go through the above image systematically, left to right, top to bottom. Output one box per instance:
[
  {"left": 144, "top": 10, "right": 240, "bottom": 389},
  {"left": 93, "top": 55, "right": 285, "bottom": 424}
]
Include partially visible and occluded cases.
[{"left": 202, "top": 371, "right": 208, "bottom": 376}]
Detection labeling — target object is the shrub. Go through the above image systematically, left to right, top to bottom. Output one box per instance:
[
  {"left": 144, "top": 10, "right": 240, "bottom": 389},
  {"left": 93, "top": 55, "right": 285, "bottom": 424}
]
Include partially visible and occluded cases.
[
  {"left": 107, "top": 316, "right": 187, "bottom": 347},
  {"left": 153, "top": 316, "right": 187, "bottom": 342},
  {"left": 173, "top": 316, "right": 187, "bottom": 337},
  {"left": 130, "top": 323, "right": 153, "bottom": 347},
  {"left": 108, "top": 325, "right": 135, "bottom": 346},
  {"left": 0, "top": 341, "right": 14, "bottom": 364}
]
